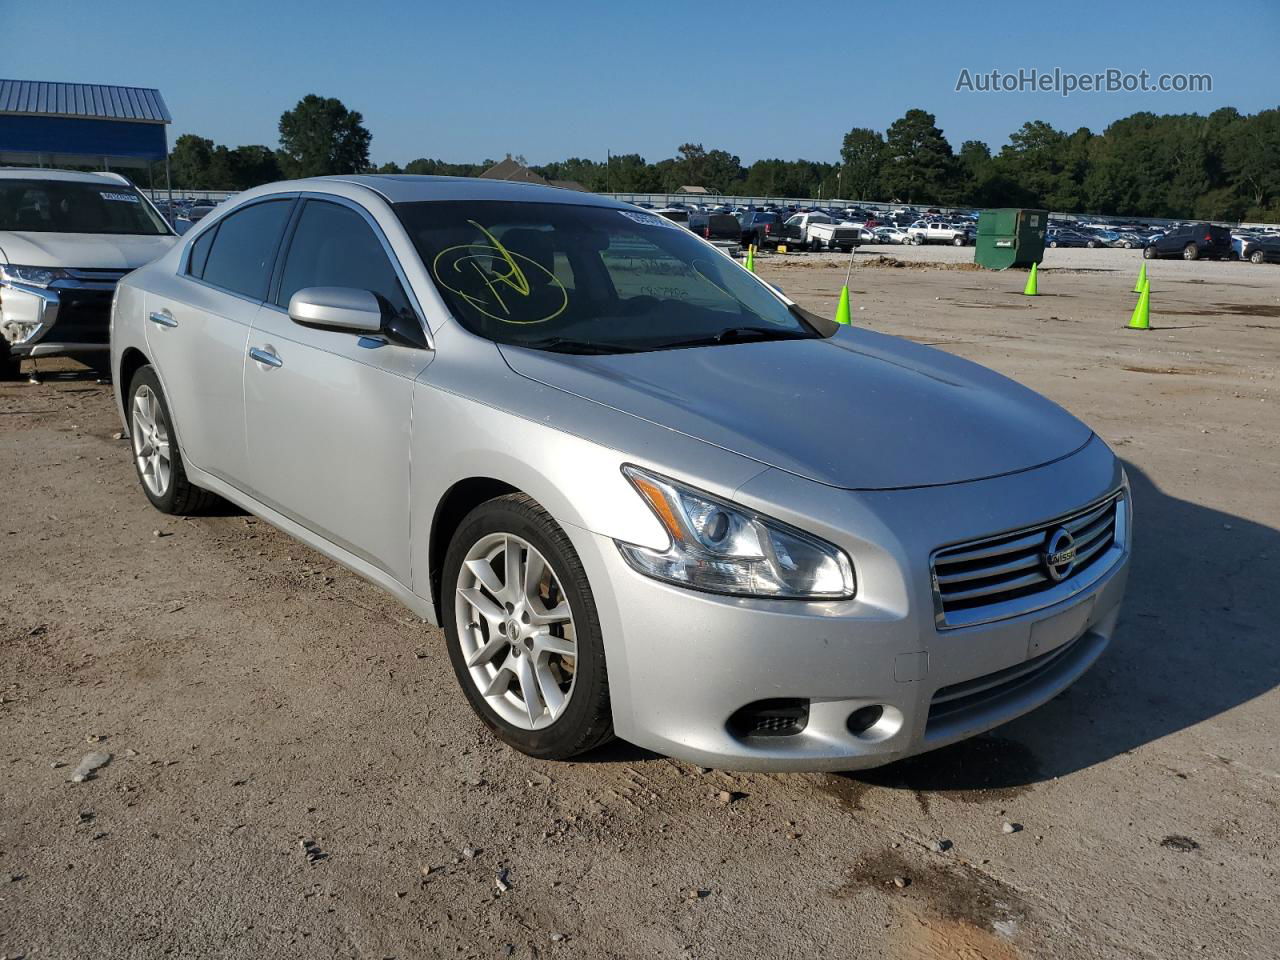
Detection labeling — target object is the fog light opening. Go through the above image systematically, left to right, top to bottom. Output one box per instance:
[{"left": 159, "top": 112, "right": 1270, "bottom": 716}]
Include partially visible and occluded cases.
[
  {"left": 727, "top": 698, "right": 810, "bottom": 740},
  {"left": 846, "top": 703, "right": 903, "bottom": 742},
  {"left": 847, "top": 705, "right": 883, "bottom": 734}
]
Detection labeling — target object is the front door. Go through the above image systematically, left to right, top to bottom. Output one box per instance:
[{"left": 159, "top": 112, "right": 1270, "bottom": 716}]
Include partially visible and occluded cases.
[{"left": 242, "top": 197, "right": 432, "bottom": 585}]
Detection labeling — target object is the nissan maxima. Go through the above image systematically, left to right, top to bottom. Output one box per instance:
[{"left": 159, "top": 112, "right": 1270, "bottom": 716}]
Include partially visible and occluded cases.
[{"left": 110, "top": 176, "right": 1130, "bottom": 771}]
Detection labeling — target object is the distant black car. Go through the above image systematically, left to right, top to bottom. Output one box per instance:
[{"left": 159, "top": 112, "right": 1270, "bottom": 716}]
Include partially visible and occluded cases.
[
  {"left": 737, "top": 211, "right": 782, "bottom": 248},
  {"left": 688, "top": 212, "right": 741, "bottom": 244},
  {"left": 1144, "top": 223, "right": 1233, "bottom": 261},
  {"left": 1046, "top": 229, "right": 1091, "bottom": 248},
  {"left": 1242, "top": 235, "right": 1280, "bottom": 264}
]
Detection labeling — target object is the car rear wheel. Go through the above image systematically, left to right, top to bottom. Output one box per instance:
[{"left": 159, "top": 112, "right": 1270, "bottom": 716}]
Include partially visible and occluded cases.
[
  {"left": 952, "top": 235, "right": 964, "bottom": 246},
  {"left": 1049, "top": 240, "right": 1059, "bottom": 248},
  {"left": 1086, "top": 240, "right": 1098, "bottom": 248},
  {"left": 1183, "top": 243, "right": 1199, "bottom": 261},
  {"left": 1251, "top": 250, "right": 1266, "bottom": 264},
  {"left": 127, "top": 365, "right": 217, "bottom": 515},
  {"left": 443, "top": 493, "right": 613, "bottom": 760}
]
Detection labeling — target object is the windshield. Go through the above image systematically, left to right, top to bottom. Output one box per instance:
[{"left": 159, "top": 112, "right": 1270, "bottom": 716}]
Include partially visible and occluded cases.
[
  {"left": 0, "top": 179, "right": 170, "bottom": 235},
  {"left": 396, "top": 200, "right": 818, "bottom": 354}
]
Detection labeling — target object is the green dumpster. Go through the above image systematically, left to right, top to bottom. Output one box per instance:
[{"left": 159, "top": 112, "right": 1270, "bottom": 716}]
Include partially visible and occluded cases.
[{"left": 974, "top": 208, "right": 1047, "bottom": 269}]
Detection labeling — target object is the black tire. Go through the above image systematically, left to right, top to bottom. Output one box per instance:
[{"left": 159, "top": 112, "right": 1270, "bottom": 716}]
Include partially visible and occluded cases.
[
  {"left": 952, "top": 235, "right": 964, "bottom": 246},
  {"left": 1049, "top": 240, "right": 1059, "bottom": 248},
  {"left": 1087, "top": 240, "right": 1098, "bottom": 248},
  {"left": 1182, "top": 243, "right": 1199, "bottom": 261},
  {"left": 1143, "top": 245, "right": 1156, "bottom": 259},
  {"left": 1251, "top": 250, "right": 1266, "bottom": 264},
  {"left": 0, "top": 342, "right": 22, "bottom": 382},
  {"left": 126, "top": 365, "right": 217, "bottom": 515},
  {"left": 442, "top": 493, "right": 613, "bottom": 760}
]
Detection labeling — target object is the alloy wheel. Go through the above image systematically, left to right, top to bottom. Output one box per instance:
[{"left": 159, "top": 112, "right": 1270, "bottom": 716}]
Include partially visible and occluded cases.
[
  {"left": 131, "top": 385, "right": 172, "bottom": 497},
  {"left": 454, "top": 533, "right": 577, "bottom": 730}
]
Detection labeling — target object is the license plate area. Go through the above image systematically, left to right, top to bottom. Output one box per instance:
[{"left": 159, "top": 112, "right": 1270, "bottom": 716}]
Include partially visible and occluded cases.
[{"left": 1028, "top": 596, "right": 1095, "bottom": 658}]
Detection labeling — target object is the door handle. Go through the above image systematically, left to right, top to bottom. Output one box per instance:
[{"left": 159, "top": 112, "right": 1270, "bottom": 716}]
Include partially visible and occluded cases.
[
  {"left": 148, "top": 310, "right": 178, "bottom": 328},
  {"left": 248, "top": 346, "right": 283, "bottom": 369}
]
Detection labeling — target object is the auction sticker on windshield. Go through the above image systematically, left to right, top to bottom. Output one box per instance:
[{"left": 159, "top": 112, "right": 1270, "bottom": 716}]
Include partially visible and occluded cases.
[{"left": 617, "top": 210, "right": 680, "bottom": 229}]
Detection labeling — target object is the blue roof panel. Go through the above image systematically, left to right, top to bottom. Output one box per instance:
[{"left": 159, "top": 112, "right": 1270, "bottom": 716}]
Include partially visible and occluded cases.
[{"left": 0, "top": 79, "right": 170, "bottom": 123}]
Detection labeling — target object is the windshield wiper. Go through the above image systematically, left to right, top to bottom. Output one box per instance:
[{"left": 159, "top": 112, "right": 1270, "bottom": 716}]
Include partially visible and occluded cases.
[
  {"left": 651, "top": 326, "right": 814, "bottom": 351},
  {"left": 515, "top": 337, "right": 640, "bottom": 355}
]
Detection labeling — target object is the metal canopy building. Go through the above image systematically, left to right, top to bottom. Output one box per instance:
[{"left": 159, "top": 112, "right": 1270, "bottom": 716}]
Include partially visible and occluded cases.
[{"left": 0, "top": 79, "right": 172, "bottom": 169}]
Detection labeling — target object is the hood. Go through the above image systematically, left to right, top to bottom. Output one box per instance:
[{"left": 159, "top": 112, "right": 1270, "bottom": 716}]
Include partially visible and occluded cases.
[
  {"left": 0, "top": 231, "right": 176, "bottom": 270},
  {"left": 500, "top": 328, "right": 1093, "bottom": 490}
]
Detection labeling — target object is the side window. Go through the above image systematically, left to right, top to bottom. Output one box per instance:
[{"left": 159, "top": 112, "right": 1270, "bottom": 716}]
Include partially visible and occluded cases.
[
  {"left": 200, "top": 199, "right": 293, "bottom": 300},
  {"left": 276, "top": 200, "right": 411, "bottom": 316},
  {"left": 187, "top": 225, "right": 217, "bottom": 279}
]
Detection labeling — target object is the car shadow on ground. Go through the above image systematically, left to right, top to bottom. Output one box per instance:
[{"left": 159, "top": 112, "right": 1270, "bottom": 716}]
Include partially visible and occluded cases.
[
  {"left": 19, "top": 360, "right": 111, "bottom": 385},
  {"left": 835, "top": 460, "right": 1280, "bottom": 794}
]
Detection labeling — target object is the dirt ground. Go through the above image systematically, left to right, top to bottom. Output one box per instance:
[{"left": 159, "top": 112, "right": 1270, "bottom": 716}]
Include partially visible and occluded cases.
[{"left": 2, "top": 246, "right": 1278, "bottom": 960}]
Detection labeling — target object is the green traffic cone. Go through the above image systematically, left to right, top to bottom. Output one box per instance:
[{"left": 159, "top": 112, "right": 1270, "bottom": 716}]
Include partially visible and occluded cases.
[
  {"left": 744, "top": 244, "right": 755, "bottom": 273},
  {"left": 1133, "top": 260, "right": 1147, "bottom": 293},
  {"left": 1023, "top": 261, "right": 1039, "bottom": 296},
  {"left": 1127, "top": 275, "right": 1151, "bottom": 330},
  {"left": 834, "top": 285, "right": 851, "bottom": 325}
]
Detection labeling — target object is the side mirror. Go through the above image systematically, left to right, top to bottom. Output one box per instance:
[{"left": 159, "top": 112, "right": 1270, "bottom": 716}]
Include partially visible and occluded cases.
[{"left": 288, "top": 286, "right": 382, "bottom": 333}]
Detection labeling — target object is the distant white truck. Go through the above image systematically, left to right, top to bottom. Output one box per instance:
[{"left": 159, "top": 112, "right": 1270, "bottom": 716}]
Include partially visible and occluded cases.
[
  {"left": 780, "top": 212, "right": 863, "bottom": 252},
  {"left": 906, "top": 219, "right": 973, "bottom": 246}
]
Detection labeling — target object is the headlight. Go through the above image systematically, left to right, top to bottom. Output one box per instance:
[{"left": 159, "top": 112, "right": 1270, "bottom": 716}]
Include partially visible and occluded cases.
[
  {"left": 0, "top": 264, "right": 70, "bottom": 287},
  {"left": 616, "top": 465, "right": 856, "bottom": 600}
]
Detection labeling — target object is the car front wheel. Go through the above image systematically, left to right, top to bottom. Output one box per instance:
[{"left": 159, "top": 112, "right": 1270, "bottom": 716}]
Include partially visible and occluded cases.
[
  {"left": 1143, "top": 246, "right": 1156, "bottom": 259},
  {"left": 1251, "top": 250, "right": 1266, "bottom": 264},
  {"left": 0, "top": 342, "right": 22, "bottom": 382},
  {"left": 127, "top": 365, "right": 216, "bottom": 514},
  {"left": 443, "top": 493, "right": 613, "bottom": 760}
]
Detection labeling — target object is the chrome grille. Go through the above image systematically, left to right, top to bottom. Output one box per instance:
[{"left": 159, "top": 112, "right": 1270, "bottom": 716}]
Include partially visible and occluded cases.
[
  {"left": 63, "top": 267, "right": 130, "bottom": 289},
  {"left": 931, "top": 491, "right": 1125, "bottom": 630}
]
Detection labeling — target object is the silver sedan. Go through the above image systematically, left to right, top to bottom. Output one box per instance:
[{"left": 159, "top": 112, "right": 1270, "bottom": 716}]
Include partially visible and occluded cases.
[{"left": 110, "top": 176, "right": 1130, "bottom": 771}]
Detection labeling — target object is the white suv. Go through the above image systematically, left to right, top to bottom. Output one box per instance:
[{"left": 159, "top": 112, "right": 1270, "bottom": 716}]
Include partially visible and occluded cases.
[{"left": 0, "top": 169, "right": 176, "bottom": 379}]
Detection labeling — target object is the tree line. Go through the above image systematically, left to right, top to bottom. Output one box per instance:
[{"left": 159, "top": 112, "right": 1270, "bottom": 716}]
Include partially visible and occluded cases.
[{"left": 164, "top": 96, "right": 1280, "bottom": 222}]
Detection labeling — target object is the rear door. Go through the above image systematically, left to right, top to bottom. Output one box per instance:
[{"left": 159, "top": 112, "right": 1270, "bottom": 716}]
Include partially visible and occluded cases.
[
  {"left": 242, "top": 196, "right": 432, "bottom": 584},
  {"left": 143, "top": 197, "right": 295, "bottom": 486}
]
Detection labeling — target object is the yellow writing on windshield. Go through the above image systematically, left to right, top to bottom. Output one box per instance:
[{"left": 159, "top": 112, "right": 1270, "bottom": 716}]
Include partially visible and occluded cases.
[{"left": 431, "top": 221, "right": 569, "bottom": 324}]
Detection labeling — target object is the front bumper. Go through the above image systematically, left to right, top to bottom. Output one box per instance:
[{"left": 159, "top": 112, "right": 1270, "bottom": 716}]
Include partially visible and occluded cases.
[
  {"left": 1, "top": 276, "right": 117, "bottom": 357},
  {"left": 573, "top": 438, "right": 1130, "bottom": 772}
]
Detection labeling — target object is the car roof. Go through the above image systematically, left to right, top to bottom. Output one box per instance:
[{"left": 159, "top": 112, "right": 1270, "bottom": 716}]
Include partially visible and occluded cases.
[
  {"left": 0, "top": 167, "right": 131, "bottom": 185},
  {"left": 299, "top": 174, "right": 631, "bottom": 208}
]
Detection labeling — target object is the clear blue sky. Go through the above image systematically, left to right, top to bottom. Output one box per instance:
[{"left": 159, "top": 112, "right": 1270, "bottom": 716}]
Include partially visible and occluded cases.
[{"left": 7, "top": 0, "right": 1277, "bottom": 166}]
